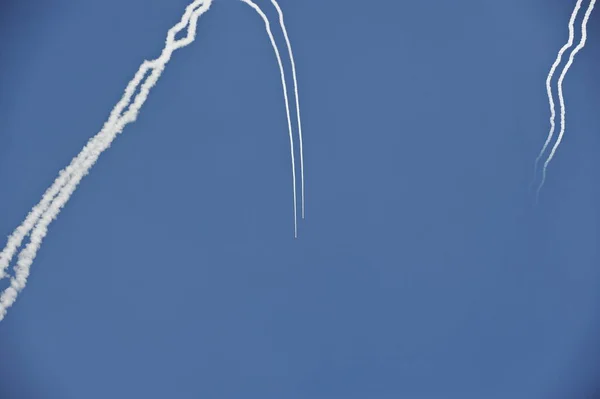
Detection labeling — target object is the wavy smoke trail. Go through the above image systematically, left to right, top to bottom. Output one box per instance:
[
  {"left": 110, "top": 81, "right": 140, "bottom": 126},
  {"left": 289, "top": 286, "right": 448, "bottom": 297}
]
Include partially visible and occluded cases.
[
  {"left": 532, "top": 0, "right": 583, "bottom": 191},
  {"left": 535, "top": 0, "right": 596, "bottom": 199}
]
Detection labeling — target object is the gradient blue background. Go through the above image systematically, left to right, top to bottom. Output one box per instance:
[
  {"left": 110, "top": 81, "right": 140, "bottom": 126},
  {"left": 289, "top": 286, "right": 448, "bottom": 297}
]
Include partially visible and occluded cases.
[{"left": 1, "top": 0, "right": 599, "bottom": 397}]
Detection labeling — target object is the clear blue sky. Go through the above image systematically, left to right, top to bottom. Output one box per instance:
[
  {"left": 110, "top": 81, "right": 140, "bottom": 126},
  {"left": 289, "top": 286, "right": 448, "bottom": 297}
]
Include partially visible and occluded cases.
[{"left": 1, "top": 0, "right": 600, "bottom": 398}]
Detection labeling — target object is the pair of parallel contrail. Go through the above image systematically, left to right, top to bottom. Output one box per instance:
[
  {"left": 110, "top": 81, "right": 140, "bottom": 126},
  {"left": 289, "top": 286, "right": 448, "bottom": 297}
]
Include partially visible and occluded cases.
[
  {"left": 0, "top": 0, "right": 304, "bottom": 322},
  {"left": 240, "top": 0, "right": 305, "bottom": 234},
  {"left": 534, "top": 0, "right": 596, "bottom": 198}
]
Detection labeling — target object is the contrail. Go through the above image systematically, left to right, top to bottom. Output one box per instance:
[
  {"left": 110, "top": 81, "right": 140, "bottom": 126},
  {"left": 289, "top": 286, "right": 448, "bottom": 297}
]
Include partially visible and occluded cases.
[
  {"left": 0, "top": 0, "right": 213, "bottom": 321},
  {"left": 0, "top": 0, "right": 207, "bottom": 283},
  {"left": 239, "top": 0, "right": 299, "bottom": 237},
  {"left": 271, "top": 0, "right": 305, "bottom": 219},
  {"left": 532, "top": 0, "right": 583, "bottom": 192},
  {"left": 537, "top": 0, "right": 596, "bottom": 199},
  {"left": 0, "top": 3, "right": 207, "bottom": 284}
]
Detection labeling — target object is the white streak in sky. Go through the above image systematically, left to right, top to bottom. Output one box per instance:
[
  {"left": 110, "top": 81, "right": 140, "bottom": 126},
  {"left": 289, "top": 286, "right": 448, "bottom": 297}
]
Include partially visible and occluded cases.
[
  {"left": 0, "top": 0, "right": 213, "bottom": 321},
  {"left": 239, "top": 0, "right": 299, "bottom": 237},
  {"left": 271, "top": 0, "right": 305, "bottom": 219},
  {"left": 532, "top": 0, "right": 583, "bottom": 190},
  {"left": 536, "top": 0, "right": 596, "bottom": 198},
  {"left": 0, "top": 2, "right": 205, "bottom": 284}
]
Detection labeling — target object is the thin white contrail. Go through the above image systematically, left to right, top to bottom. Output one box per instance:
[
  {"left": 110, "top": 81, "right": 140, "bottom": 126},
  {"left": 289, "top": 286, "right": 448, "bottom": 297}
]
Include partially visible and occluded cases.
[
  {"left": 0, "top": 0, "right": 213, "bottom": 320},
  {"left": 0, "top": 0, "right": 207, "bottom": 283},
  {"left": 239, "top": 0, "right": 298, "bottom": 237},
  {"left": 271, "top": 0, "right": 305, "bottom": 219},
  {"left": 532, "top": 0, "right": 583, "bottom": 189},
  {"left": 537, "top": 0, "right": 596, "bottom": 198}
]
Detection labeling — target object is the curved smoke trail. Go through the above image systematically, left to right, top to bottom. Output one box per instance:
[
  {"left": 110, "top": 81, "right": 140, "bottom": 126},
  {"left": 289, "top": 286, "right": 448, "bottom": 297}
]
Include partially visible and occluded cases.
[
  {"left": 240, "top": 0, "right": 299, "bottom": 237},
  {"left": 271, "top": 0, "right": 305, "bottom": 219},
  {"left": 532, "top": 0, "right": 583, "bottom": 192},
  {"left": 537, "top": 0, "right": 596, "bottom": 198}
]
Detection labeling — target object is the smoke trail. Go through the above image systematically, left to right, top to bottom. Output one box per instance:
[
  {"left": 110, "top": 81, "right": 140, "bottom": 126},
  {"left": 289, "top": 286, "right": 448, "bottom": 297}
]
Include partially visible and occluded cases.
[
  {"left": 0, "top": 0, "right": 213, "bottom": 321},
  {"left": 239, "top": 0, "right": 298, "bottom": 237},
  {"left": 270, "top": 0, "right": 305, "bottom": 219},
  {"left": 532, "top": 0, "right": 583, "bottom": 191},
  {"left": 537, "top": 0, "right": 596, "bottom": 198},
  {"left": 0, "top": 1, "right": 207, "bottom": 282}
]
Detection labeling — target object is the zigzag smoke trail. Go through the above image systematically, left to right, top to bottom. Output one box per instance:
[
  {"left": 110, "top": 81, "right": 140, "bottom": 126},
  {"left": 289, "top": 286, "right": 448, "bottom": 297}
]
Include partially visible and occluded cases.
[
  {"left": 0, "top": 0, "right": 305, "bottom": 321},
  {"left": 0, "top": 0, "right": 213, "bottom": 321},
  {"left": 536, "top": 0, "right": 596, "bottom": 198},
  {"left": 0, "top": 1, "right": 207, "bottom": 285}
]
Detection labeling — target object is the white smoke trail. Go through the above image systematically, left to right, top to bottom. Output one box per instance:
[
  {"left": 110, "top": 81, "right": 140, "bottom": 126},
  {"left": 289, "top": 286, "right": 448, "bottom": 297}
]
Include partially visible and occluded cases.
[
  {"left": 0, "top": 0, "right": 213, "bottom": 320},
  {"left": 0, "top": 0, "right": 207, "bottom": 283},
  {"left": 239, "top": 0, "right": 298, "bottom": 237},
  {"left": 270, "top": 0, "right": 305, "bottom": 219},
  {"left": 532, "top": 0, "right": 583, "bottom": 190},
  {"left": 537, "top": 0, "right": 596, "bottom": 198}
]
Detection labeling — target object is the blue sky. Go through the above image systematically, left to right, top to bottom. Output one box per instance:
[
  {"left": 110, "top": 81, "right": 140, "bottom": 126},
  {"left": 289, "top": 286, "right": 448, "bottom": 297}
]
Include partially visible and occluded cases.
[{"left": 1, "top": 0, "right": 600, "bottom": 398}]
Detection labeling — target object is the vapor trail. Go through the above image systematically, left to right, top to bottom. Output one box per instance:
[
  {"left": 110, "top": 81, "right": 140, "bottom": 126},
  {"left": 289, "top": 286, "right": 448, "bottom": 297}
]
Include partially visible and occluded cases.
[
  {"left": 0, "top": 0, "right": 213, "bottom": 321},
  {"left": 0, "top": 0, "right": 207, "bottom": 283},
  {"left": 240, "top": 0, "right": 298, "bottom": 237},
  {"left": 271, "top": 0, "right": 305, "bottom": 219},
  {"left": 532, "top": 0, "right": 583, "bottom": 190},
  {"left": 537, "top": 0, "right": 596, "bottom": 198}
]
